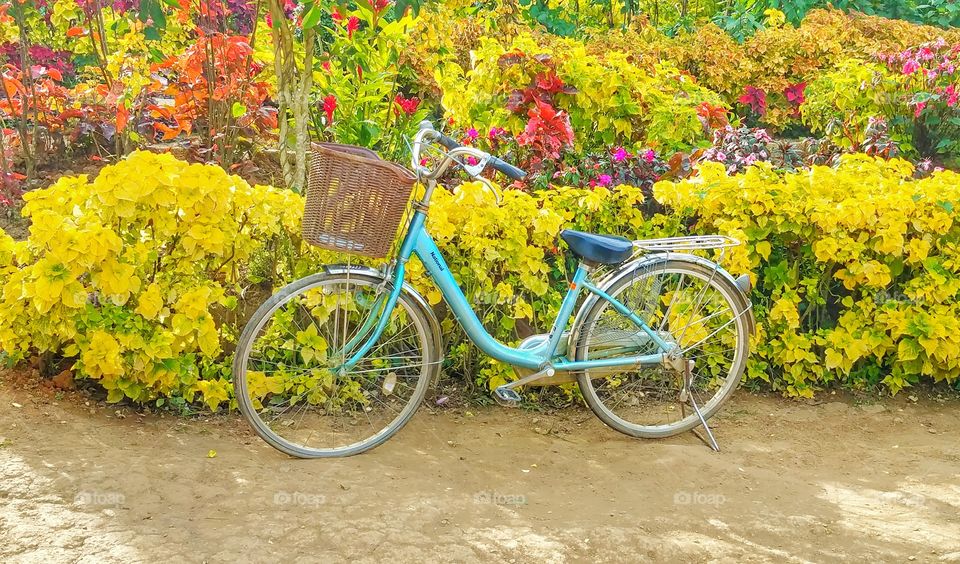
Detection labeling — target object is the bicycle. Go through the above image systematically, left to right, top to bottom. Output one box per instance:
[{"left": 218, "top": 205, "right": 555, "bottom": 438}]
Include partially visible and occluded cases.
[{"left": 233, "top": 121, "right": 755, "bottom": 458}]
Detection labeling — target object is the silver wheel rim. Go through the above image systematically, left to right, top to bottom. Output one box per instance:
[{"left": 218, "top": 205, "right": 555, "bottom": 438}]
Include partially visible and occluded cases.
[
  {"left": 579, "top": 264, "right": 748, "bottom": 435},
  {"left": 235, "top": 276, "right": 432, "bottom": 457}
]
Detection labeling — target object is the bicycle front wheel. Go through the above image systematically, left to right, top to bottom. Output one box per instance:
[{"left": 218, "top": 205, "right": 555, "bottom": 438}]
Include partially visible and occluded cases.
[
  {"left": 573, "top": 258, "right": 751, "bottom": 438},
  {"left": 233, "top": 272, "right": 436, "bottom": 458}
]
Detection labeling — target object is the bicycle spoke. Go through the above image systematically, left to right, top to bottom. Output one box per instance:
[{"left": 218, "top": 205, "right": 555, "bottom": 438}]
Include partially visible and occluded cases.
[
  {"left": 577, "top": 262, "right": 748, "bottom": 434},
  {"left": 235, "top": 275, "right": 432, "bottom": 457}
]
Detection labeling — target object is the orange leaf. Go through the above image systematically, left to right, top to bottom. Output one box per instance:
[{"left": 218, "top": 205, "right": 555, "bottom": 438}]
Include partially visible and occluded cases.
[
  {"left": 66, "top": 27, "right": 85, "bottom": 37},
  {"left": 46, "top": 68, "right": 62, "bottom": 82},
  {"left": 116, "top": 102, "right": 129, "bottom": 133},
  {"left": 154, "top": 122, "right": 181, "bottom": 141}
]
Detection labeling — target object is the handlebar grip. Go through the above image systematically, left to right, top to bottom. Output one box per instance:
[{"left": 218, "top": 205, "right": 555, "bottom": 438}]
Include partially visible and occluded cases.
[
  {"left": 422, "top": 120, "right": 527, "bottom": 181},
  {"left": 437, "top": 133, "right": 461, "bottom": 151},
  {"left": 489, "top": 155, "right": 527, "bottom": 181}
]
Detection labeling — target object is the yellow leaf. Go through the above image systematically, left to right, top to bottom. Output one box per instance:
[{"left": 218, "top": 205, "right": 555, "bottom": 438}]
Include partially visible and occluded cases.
[
  {"left": 755, "top": 241, "right": 771, "bottom": 261},
  {"left": 136, "top": 283, "right": 164, "bottom": 320}
]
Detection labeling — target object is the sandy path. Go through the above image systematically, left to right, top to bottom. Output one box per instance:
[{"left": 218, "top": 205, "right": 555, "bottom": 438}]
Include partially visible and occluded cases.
[{"left": 1, "top": 374, "right": 958, "bottom": 563}]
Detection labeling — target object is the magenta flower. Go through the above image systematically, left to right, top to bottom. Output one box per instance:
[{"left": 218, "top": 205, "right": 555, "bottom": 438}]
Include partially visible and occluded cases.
[
  {"left": 903, "top": 59, "right": 920, "bottom": 75},
  {"left": 947, "top": 85, "right": 958, "bottom": 107},
  {"left": 488, "top": 127, "right": 506, "bottom": 140},
  {"left": 466, "top": 128, "right": 479, "bottom": 141},
  {"left": 612, "top": 147, "right": 628, "bottom": 162},
  {"left": 642, "top": 149, "right": 656, "bottom": 163},
  {"left": 597, "top": 174, "right": 612, "bottom": 186}
]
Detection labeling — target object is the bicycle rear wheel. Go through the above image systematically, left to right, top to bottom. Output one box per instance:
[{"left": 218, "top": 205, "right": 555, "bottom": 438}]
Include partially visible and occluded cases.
[
  {"left": 573, "top": 258, "right": 751, "bottom": 438},
  {"left": 233, "top": 272, "right": 436, "bottom": 458}
]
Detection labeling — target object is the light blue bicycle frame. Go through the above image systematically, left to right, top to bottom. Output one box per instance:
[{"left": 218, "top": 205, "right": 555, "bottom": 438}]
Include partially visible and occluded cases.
[{"left": 342, "top": 209, "right": 675, "bottom": 373}]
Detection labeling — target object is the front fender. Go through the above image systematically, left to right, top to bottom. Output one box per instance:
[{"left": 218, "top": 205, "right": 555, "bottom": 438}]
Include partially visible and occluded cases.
[{"left": 321, "top": 264, "right": 444, "bottom": 384}]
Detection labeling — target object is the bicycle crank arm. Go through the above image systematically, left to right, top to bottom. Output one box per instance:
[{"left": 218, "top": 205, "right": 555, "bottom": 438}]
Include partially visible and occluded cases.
[{"left": 494, "top": 366, "right": 555, "bottom": 405}]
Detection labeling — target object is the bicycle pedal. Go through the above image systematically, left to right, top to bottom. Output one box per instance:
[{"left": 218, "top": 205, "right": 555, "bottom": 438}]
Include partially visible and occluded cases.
[{"left": 493, "top": 386, "right": 522, "bottom": 405}]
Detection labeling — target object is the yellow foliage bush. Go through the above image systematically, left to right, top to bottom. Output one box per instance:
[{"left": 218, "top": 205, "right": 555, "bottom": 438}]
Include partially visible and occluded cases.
[
  {"left": 0, "top": 151, "right": 303, "bottom": 410},
  {"left": 2, "top": 151, "right": 958, "bottom": 408},
  {"left": 655, "top": 155, "right": 960, "bottom": 396}
]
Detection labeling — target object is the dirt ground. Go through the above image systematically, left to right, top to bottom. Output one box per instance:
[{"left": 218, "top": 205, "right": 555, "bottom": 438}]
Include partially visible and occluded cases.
[{"left": 0, "top": 372, "right": 958, "bottom": 564}]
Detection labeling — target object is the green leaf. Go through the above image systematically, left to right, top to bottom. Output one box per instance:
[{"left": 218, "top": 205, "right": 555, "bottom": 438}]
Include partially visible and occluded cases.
[
  {"left": 138, "top": 0, "right": 167, "bottom": 40},
  {"left": 301, "top": 4, "right": 323, "bottom": 30},
  {"left": 231, "top": 102, "right": 247, "bottom": 118},
  {"left": 357, "top": 121, "right": 381, "bottom": 147}
]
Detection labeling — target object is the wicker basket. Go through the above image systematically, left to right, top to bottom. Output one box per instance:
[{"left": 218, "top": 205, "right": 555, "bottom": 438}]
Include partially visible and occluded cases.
[{"left": 302, "top": 143, "right": 417, "bottom": 258}]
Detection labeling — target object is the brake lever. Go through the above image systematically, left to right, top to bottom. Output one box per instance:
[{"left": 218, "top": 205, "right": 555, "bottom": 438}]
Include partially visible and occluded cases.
[{"left": 461, "top": 154, "right": 490, "bottom": 178}]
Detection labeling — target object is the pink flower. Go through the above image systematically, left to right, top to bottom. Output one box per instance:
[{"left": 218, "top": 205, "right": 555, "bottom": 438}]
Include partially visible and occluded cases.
[
  {"left": 372, "top": 0, "right": 391, "bottom": 15},
  {"left": 919, "top": 46, "right": 935, "bottom": 61},
  {"left": 903, "top": 59, "right": 920, "bottom": 75},
  {"left": 914, "top": 101, "right": 927, "bottom": 117},
  {"left": 488, "top": 127, "right": 505, "bottom": 140},
  {"left": 466, "top": 128, "right": 479, "bottom": 141},
  {"left": 612, "top": 147, "right": 628, "bottom": 162},
  {"left": 642, "top": 149, "right": 656, "bottom": 163},
  {"left": 715, "top": 151, "right": 727, "bottom": 162},
  {"left": 466, "top": 156, "right": 479, "bottom": 166},
  {"left": 597, "top": 174, "right": 612, "bottom": 186}
]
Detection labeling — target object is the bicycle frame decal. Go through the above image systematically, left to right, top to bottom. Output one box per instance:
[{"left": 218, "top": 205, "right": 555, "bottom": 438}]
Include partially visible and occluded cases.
[{"left": 344, "top": 210, "right": 671, "bottom": 372}]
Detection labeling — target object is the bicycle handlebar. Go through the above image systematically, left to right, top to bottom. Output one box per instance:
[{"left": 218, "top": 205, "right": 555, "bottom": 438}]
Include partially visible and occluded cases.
[{"left": 415, "top": 121, "right": 527, "bottom": 181}]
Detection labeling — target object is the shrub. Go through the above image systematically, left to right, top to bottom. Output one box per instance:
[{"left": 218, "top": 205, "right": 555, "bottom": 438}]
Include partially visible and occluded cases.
[
  {"left": 668, "top": 9, "right": 960, "bottom": 131},
  {"left": 434, "top": 31, "right": 724, "bottom": 158},
  {"left": 878, "top": 39, "right": 960, "bottom": 162},
  {"left": 801, "top": 58, "right": 903, "bottom": 150},
  {"left": 0, "top": 151, "right": 304, "bottom": 410},
  {"left": 4, "top": 152, "right": 960, "bottom": 408},
  {"left": 655, "top": 155, "right": 960, "bottom": 396}
]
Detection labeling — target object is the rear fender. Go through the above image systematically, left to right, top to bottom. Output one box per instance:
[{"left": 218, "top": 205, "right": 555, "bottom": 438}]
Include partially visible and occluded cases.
[{"left": 567, "top": 253, "right": 756, "bottom": 356}]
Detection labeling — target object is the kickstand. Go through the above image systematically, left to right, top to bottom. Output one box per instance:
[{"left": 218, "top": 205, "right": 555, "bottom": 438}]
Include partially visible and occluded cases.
[{"left": 681, "top": 361, "right": 720, "bottom": 453}]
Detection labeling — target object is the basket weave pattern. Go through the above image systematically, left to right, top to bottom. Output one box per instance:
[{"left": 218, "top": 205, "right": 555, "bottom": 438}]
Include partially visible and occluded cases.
[{"left": 302, "top": 143, "right": 416, "bottom": 258}]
